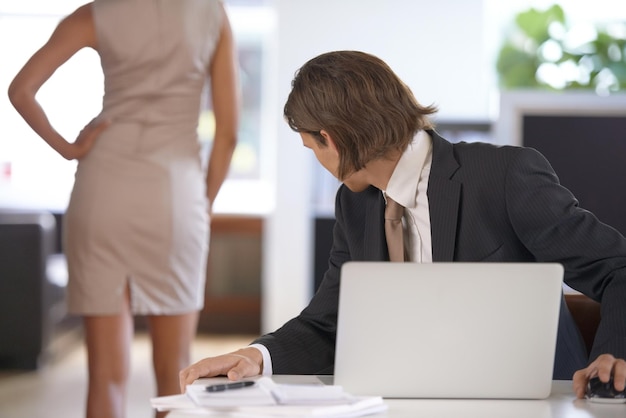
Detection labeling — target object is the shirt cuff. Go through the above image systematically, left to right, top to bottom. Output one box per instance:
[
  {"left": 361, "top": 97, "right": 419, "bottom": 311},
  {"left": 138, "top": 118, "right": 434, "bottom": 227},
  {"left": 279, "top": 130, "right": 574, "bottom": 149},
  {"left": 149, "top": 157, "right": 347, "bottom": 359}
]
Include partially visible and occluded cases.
[{"left": 249, "top": 343, "right": 273, "bottom": 376}]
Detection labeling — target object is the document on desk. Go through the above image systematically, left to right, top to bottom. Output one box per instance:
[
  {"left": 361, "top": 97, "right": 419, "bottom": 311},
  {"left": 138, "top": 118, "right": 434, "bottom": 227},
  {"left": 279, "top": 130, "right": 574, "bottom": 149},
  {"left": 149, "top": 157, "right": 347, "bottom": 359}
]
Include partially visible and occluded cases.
[{"left": 151, "top": 376, "right": 387, "bottom": 417}]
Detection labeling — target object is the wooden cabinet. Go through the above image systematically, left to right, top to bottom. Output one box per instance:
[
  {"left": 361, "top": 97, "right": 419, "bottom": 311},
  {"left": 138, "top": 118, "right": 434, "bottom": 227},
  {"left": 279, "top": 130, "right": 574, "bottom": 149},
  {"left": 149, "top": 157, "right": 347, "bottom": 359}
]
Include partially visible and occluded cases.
[{"left": 197, "top": 215, "right": 263, "bottom": 334}]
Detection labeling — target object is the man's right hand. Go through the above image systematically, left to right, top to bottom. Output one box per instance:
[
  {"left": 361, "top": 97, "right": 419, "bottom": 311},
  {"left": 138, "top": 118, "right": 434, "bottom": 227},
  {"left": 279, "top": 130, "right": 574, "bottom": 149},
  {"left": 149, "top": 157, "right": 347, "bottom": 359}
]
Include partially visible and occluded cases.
[{"left": 179, "top": 347, "right": 263, "bottom": 393}]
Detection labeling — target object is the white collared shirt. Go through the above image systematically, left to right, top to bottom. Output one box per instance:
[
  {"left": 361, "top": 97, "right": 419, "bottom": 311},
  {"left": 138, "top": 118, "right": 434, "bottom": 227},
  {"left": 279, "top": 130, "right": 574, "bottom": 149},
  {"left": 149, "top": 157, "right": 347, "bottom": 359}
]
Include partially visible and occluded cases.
[{"left": 384, "top": 130, "right": 433, "bottom": 263}]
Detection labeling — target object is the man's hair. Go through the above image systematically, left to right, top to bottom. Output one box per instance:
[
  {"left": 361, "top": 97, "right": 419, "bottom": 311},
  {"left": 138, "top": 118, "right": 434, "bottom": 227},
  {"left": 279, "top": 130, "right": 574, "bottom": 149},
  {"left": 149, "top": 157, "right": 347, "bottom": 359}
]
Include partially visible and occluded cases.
[{"left": 284, "top": 50, "right": 438, "bottom": 179}]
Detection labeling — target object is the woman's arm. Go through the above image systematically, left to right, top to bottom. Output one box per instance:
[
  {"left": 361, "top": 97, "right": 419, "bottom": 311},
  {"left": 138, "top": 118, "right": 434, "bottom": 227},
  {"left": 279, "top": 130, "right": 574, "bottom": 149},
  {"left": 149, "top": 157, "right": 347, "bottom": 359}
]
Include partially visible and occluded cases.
[
  {"left": 7, "top": 3, "right": 107, "bottom": 160},
  {"left": 204, "top": 3, "right": 239, "bottom": 213}
]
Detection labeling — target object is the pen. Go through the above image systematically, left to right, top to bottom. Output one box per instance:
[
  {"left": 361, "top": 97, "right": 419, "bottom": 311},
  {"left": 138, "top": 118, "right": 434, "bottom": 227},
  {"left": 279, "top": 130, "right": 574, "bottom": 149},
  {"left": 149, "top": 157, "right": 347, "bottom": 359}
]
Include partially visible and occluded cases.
[{"left": 205, "top": 381, "right": 255, "bottom": 392}]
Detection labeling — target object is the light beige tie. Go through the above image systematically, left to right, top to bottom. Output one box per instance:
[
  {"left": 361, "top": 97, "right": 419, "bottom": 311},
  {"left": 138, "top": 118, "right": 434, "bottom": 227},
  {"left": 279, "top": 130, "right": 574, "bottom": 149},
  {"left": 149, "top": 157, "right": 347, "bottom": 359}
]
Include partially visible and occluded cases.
[{"left": 384, "top": 197, "right": 405, "bottom": 262}]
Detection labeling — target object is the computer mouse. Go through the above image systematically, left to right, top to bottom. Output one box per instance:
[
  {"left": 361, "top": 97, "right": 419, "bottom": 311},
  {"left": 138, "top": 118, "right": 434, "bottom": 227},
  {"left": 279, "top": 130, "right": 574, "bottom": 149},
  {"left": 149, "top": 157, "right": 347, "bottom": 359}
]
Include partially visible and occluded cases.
[{"left": 586, "top": 376, "right": 626, "bottom": 403}]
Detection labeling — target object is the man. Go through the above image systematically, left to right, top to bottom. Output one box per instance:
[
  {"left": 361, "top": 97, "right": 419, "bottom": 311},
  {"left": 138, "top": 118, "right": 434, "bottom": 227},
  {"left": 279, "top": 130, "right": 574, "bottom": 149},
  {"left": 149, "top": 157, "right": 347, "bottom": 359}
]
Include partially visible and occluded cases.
[{"left": 180, "top": 51, "right": 626, "bottom": 398}]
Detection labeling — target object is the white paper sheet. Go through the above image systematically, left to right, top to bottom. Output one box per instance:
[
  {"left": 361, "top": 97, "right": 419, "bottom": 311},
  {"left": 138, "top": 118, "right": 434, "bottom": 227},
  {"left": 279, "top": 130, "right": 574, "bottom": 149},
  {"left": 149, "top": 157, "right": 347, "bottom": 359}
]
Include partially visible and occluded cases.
[{"left": 150, "top": 377, "right": 387, "bottom": 417}]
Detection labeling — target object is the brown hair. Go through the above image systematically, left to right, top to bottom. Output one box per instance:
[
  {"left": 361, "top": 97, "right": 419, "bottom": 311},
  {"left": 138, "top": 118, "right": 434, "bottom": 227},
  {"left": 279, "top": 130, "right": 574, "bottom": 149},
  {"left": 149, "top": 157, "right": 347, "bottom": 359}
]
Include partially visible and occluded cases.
[{"left": 284, "top": 50, "right": 438, "bottom": 179}]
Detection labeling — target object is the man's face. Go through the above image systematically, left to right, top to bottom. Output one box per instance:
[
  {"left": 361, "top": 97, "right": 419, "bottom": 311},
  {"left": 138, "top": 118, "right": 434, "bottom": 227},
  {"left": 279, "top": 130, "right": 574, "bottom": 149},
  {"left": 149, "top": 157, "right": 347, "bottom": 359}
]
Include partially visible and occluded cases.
[
  {"left": 300, "top": 131, "right": 370, "bottom": 192},
  {"left": 300, "top": 132, "right": 340, "bottom": 179}
]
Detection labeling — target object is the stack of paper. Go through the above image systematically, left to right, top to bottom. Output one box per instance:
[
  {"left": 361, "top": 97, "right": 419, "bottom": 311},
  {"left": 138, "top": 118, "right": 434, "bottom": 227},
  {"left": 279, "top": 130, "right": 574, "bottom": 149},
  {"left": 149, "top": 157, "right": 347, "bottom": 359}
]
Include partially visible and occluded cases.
[{"left": 151, "top": 376, "right": 386, "bottom": 417}]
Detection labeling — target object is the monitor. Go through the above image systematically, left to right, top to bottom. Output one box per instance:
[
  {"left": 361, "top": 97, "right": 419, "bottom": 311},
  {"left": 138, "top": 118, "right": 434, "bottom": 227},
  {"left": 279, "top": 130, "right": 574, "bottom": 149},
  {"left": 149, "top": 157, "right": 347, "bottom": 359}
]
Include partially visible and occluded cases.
[{"left": 494, "top": 91, "right": 626, "bottom": 236}]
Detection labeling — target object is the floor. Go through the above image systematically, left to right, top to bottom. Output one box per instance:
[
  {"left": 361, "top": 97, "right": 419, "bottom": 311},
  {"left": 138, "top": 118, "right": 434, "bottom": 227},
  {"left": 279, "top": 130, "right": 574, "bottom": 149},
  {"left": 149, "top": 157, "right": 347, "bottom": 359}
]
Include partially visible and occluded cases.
[{"left": 0, "top": 329, "right": 254, "bottom": 418}]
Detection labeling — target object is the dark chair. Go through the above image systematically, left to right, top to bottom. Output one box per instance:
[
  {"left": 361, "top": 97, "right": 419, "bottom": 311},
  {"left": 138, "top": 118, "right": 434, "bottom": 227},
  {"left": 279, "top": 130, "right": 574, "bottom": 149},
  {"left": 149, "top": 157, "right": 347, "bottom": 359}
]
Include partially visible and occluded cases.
[{"left": 0, "top": 210, "right": 61, "bottom": 369}]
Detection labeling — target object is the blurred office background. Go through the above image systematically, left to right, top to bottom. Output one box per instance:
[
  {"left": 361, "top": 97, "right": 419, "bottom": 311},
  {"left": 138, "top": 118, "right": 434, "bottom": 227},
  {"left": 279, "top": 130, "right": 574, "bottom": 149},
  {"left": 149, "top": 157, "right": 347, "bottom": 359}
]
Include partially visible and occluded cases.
[{"left": 1, "top": 0, "right": 625, "bottom": 372}]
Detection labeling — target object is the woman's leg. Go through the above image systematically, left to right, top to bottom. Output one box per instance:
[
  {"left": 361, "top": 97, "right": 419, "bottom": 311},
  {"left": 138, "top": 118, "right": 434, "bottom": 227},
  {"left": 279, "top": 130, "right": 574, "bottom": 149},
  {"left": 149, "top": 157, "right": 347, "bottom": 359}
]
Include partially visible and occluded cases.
[
  {"left": 83, "top": 289, "right": 134, "bottom": 418},
  {"left": 147, "top": 311, "right": 199, "bottom": 418}
]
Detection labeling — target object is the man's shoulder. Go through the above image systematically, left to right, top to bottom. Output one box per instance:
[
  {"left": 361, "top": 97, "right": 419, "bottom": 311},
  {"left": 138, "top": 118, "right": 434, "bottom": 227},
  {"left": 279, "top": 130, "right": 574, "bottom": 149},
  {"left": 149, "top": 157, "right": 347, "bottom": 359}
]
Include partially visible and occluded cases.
[
  {"left": 430, "top": 130, "right": 523, "bottom": 159},
  {"left": 437, "top": 138, "right": 549, "bottom": 179},
  {"left": 448, "top": 139, "right": 537, "bottom": 164},
  {"left": 451, "top": 139, "right": 518, "bottom": 153}
]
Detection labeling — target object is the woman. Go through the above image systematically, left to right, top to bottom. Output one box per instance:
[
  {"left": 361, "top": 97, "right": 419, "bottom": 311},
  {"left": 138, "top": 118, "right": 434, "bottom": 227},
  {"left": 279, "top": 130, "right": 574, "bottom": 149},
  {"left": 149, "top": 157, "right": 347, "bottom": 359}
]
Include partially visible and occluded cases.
[{"left": 8, "top": 1, "right": 239, "bottom": 417}]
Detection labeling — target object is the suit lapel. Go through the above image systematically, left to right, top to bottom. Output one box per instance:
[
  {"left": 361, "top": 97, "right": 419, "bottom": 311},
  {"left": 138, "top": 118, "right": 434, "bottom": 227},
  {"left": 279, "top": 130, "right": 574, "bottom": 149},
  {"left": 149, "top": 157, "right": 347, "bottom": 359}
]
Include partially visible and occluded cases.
[{"left": 428, "top": 131, "right": 461, "bottom": 261}]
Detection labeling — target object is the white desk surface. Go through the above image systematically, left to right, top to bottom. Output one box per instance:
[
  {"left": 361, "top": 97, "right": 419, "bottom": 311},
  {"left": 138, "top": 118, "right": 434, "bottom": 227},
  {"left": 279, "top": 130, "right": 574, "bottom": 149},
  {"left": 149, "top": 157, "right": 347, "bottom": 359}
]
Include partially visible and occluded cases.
[{"left": 169, "top": 377, "right": 626, "bottom": 418}]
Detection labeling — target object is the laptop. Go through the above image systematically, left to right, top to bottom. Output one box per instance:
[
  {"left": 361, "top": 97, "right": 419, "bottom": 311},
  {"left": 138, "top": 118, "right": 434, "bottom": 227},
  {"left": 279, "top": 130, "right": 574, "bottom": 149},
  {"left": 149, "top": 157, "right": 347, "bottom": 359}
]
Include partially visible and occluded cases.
[{"left": 333, "top": 262, "right": 564, "bottom": 399}]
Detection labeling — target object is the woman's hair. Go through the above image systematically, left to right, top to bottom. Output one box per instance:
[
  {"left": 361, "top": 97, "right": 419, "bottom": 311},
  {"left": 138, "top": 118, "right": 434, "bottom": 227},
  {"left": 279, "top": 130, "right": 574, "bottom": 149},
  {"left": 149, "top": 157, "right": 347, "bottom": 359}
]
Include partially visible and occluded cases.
[{"left": 284, "top": 50, "right": 438, "bottom": 179}]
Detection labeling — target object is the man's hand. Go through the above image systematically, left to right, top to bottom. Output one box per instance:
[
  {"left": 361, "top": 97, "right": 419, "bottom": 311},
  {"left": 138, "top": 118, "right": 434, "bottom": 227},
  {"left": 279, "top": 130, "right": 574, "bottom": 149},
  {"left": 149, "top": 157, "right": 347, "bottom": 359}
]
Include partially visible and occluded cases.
[
  {"left": 179, "top": 347, "right": 263, "bottom": 393},
  {"left": 572, "top": 354, "right": 626, "bottom": 398}
]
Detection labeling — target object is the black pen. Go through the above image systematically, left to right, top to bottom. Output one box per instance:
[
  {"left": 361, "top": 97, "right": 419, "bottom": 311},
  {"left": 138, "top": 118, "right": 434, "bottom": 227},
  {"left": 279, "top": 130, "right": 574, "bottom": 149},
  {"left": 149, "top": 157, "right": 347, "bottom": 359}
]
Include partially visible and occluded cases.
[{"left": 205, "top": 381, "right": 255, "bottom": 392}]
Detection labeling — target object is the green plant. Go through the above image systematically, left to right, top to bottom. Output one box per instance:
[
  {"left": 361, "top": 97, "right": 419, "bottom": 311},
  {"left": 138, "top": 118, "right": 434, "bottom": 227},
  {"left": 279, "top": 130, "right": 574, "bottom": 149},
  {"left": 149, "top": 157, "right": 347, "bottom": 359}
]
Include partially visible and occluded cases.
[{"left": 496, "top": 4, "right": 626, "bottom": 94}]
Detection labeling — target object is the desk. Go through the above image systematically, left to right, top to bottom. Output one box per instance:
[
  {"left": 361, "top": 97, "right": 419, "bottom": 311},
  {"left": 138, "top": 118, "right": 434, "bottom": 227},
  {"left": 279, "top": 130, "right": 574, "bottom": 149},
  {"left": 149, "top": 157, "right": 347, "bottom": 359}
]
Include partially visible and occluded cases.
[
  {"left": 168, "top": 377, "right": 625, "bottom": 418},
  {"left": 372, "top": 381, "right": 623, "bottom": 418}
]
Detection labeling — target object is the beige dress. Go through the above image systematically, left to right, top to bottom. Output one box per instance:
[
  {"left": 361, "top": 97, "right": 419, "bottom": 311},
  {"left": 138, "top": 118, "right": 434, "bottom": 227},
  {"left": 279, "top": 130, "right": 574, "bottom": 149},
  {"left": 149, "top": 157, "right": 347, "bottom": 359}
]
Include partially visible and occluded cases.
[{"left": 64, "top": 0, "right": 223, "bottom": 315}]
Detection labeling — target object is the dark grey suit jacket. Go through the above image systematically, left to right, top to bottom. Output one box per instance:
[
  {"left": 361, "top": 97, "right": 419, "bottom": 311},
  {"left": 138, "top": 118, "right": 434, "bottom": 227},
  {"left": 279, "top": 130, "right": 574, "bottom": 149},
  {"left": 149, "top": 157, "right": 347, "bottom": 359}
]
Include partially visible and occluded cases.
[{"left": 254, "top": 131, "right": 626, "bottom": 379}]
